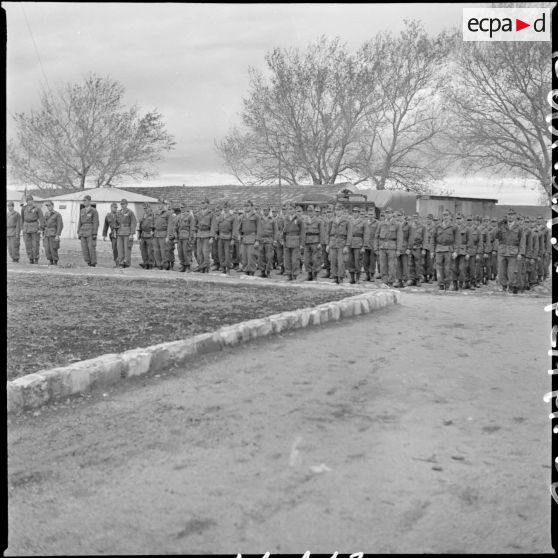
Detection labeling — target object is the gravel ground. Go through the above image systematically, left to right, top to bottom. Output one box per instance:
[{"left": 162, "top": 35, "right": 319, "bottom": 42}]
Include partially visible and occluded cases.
[{"left": 6, "top": 292, "right": 552, "bottom": 554}]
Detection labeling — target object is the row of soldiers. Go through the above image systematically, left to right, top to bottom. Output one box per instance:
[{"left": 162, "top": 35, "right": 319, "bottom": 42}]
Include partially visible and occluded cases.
[{"left": 7, "top": 196, "right": 550, "bottom": 294}]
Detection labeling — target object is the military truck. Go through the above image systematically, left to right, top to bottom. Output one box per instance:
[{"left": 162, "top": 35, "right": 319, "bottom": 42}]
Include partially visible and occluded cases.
[{"left": 297, "top": 190, "right": 380, "bottom": 218}]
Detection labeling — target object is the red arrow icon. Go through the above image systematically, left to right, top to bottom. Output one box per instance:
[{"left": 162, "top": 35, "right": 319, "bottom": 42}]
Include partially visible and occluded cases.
[{"left": 516, "top": 18, "right": 530, "bottom": 31}]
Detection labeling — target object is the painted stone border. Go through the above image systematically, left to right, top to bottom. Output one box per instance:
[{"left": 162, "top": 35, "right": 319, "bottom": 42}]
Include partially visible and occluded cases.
[{"left": 7, "top": 290, "right": 399, "bottom": 414}]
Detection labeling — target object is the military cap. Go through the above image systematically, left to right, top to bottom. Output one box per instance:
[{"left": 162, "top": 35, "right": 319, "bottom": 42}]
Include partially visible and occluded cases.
[
  {"left": 82, "top": 195, "right": 91, "bottom": 201},
  {"left": 157, "top": 197, "right": 165, "bottom": 203},
  {"left": 121, "top": 198, "right": 128, "bottom": 203},
  {"left": 202, "top": 198, "right": 210, "bottom": 204},
  {"left": 8, "top": 201, "right": 14, "bottom": 207},
  {"left": 223, "top": 201, "right": 230, "bottom": 208},
  {"left": 143, "top": 202, "right": 151, "bottom": 208},
  {"left": 180, "top": 202, "right": 186, "bottom": 208},
  {"left": 369, "top": 202, "right": 376, "bottom": 208},
  {"left": 172, "top": 203, "right": 181, "bottom": 210},
  {"left": 334, "top": 203, "right": 343, "bottom": 210},
  {"left": 307, "top": 204, "right": 314, "bottom": 211},
  {"left": 314, "top": 206, "right": 321, "bottom": 212},
  {"left": 352, "top": 206, "right": 360, "bottom": 212},
  {"left": 384, "top": 207, "right": 393, "bottom": 213},
  {"left": 507, "top": 208, "right": 516, "bottom": 215},
  {"left": 412, "top": 212, "right": 419, "bottom": 218},
  {"left": 426, "top": 213, "right": 433, "bottom": 219},
  {"left": 466, "top": 215, "right": 472, "bottom": 221},
  {"left": 491, "top": 217, "right": 497, "bottom": 222}
]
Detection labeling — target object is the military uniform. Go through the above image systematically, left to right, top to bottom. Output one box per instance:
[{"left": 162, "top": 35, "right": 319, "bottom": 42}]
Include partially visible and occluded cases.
[
  {"left": 21, "top": 203, "right": 44, "bottom": 263},
  {"left": 77, "top": 204, "right": 99, "bottom": 266},
  {"left": 153, "top": 206, "right": 172, "bottom": 269},
  {"left": 6, "top": 207, "right": 22, "bottom": 262},
  {"left": 42, "top": 207, "right": 63, "bottom": 264},
  {"left": 115, "top": 207, "right": 137, "bottom": 267},
  {"left": 195, "top": 207, "right": 215, "bottom": 272},
  {"left": 239, "top": 208, "right": 259, "bottom": 274},
  {"left": 138, "top": 209, "right": 155, "bottom": 269},
  {"left": 174, "top": 209, "right": 196, "bottom": 271},
  {"left": 102, "top": 210, "right": 119, "bottom": 264},
  {"left": 216, "top": 210, "right": 235, "bottom": 272},
  {"left": 320, "top": 210, "right": 332, "bottom": 277},
  {"left": 347, "top": 210, "right": 368, "bottom": 283},
  {"left": 232, "top": 211, "right": 243, "bottom": 269},
  {"left": 282, "top": 212, "right": 305, "bottom": 280},
  {"left": 302, "top": 212, "right": 324, "bottom": 280},
  {"left": 328, "top": 212, "right": 353, "bottom": 283},
  {"left": 257, "top": 213, "right": 278, "bottom": 277},
  {"left": 274, "top": 213, "right": 285, "bottom": 273},
  {"left": 495, "top": 213, "right": 526, "bottom": 292},
  {"left": 362, "top": 214, "right": 379, "bottom": 281},
  {"left": 375, "top": 214, "right": 401, "bottom": 286},
  {"left": 396, "top": 218, "right": 410, "bottom": 287},
  {"left": 423, "top": 218, "right": 435, "bottom": 282},
  {"left": 432, "top": 218, "right": 457, "bottom": 290},
  {"left": 453, "top": 218, "right": 469, "bottom": 288},
  {"left": 407, "top": 219, "right": 426, "bottom": 285},
  {"left": 466, "top": 219, "right": 483, "bottom": 286},
  {"left": 479, "top": 219, "right": 495, "bottom": 283}
]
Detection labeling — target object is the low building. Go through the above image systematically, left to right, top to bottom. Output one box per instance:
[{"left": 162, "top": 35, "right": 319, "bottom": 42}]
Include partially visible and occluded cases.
[
  {"left": 43, "top": 187, "right": 159, "bottom": 239},
  {"left": 417, "top": 195, "right": 498, "bottom": 218},
  {"left": 494, "top": 204, "right": 549, "bottom": 219}
]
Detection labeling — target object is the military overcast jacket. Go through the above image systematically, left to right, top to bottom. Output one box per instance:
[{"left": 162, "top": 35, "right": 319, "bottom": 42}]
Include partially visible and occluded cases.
[
  {"left": 21, "top": 205, "right": 45, "bottom": 234},
  {"left": 77, "top": 206, "right": 99, "bottom": 238},
  {"left": 116, "top": 209, "right": 137, "bottom": 236},
  {"left": 6, "top": 210, "right": 22, "bottom": 237},
  {"left": 42, "top": 210, "right": 64, "bottom": 237},
  {"left": 195, "top": 210, "right": 215, "bottom": 240},
  {"left": 103, "top": 212, "right": 119, "bottom": 238},
  {"left": 215, "top": 212, "right": 236, "bottom": 241},
  {"left": 257, "top": 215, "right": 278, "bottom": 243},
  {"left": 283, "top": 215, "right": 305, "bottom": 248},
  {"left": 303, "top": 216, "right": 324, "bottom": 245},
  {"left": 328, "top": 216, "right": 353, "bottom": 249},
  {"left": 349, "top": 217, "right": 369, "bottom": 249},
  {"left": 374, "top": 219, "right": 402, "bottom": 252},
  {"left": 407, "top": 222, "right": 426, "bottom": 250},
  {"left": 495, "top": 222, "right": 526, "bottom": 257},
  {"left": 432, "top": 223, "right": 457, "bottom": 253}
]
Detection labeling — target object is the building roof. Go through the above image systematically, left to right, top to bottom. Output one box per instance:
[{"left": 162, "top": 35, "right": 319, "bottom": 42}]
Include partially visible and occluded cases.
[
  {"left": 120, "top": 184, "right": 346, "bottom": 208},
  {"left": 45, "top": 187, "right": 159, "bottom": 203},
  {"left": 6, "top": 189, "right": 44, "bottom": 202},
  {"left": 418, "top": 194, "right": 499, "bottom": 203},
  {"left": 494, "top": 204, "right": 549, "bottom": 219}
]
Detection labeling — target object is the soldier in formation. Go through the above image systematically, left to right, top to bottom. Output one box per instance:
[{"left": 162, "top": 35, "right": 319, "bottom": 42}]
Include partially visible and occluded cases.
[
  {"left": 77, "top": 194, "right": 99, "bottom": 267},
  {"left": 21, "top": 196, "right": 44, "bottom": 264},
  {"left": 41, "top": 200, "right": 63, "bottom": 266},
  {"left": 6, "top": 201, "right": 22, "bottom": 263},
  {"left": 138, "top": 202, "right": 155, "bottom": 270},
  {"left": 102, "top": 203, "right": 120, "bottom": 266}
]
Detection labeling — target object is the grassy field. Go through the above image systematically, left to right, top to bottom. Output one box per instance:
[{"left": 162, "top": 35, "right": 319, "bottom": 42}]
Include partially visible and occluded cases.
[{"left": 7, "top": 274, "right": 352, "bottom": 381}]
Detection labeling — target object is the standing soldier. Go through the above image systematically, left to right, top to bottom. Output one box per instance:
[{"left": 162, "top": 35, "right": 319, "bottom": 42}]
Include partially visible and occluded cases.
[
  {"left": 77, "top": 194, "right": 99, "bottom": 267},
  {"left": 21, "top": 196, "right": 44, "bottom": 264},
  {"left": 194, "top": 198, "right": 215, "bottom": 273},
  {"left": 115, "top": 199, "right": 137, "bottom": 268},
  {"left": 153, "top": 199, "right": 171, "bottom": 270},
  {"left": 41, "top": 200, "right": 63, "bottom": 266},
  {"left": 239, "top": 200, "right": 259, "bottom": 276},
  {"left": 6, "top": 201, "right": 22, "bottom": 263},
  {"left": 216, "top": 201, "right": 235, "bottom": 274},
  {"left": 138, "top": 202, "right": 155, "bottom": 269},
  {"left": 102, "top": 203, "right": 120, "bottom": 266},
  {"left": 173, "top": 203, "right": 196, "bottom": 272},
  {"left": 211, "top": 203, "right": 222, "bottom": 271},
  {"left": 282, "top": 203, "right": 305, "bottom": 281},
  {"left": 327, "top": 203, "right": 353, "bottom": 285},
  {"left": 166, "top": 204, "right": 181, "bottom": 271},
  {"left": 302, "top": 204, "right": 324, "bottom": 281},
  {"left": 257, "top": 205, "right": 278, "bottom": 278},
  {"left": 320, "top": 205, "right": 333, "bottom": 278},
  {"left": 362, "top": 205, "right": 379, "bottom": 282},
  {"left": 274, "top": 206, "right": 285, "bottom": 274},
  {"left": 347, "top": 206, "right": 368, "bottom": 284},
  {"left": 232, "top": 207, "right": 243, "bottom": 271},
  {"left": 375, "top": 207, "right": 401, "bottom": 287},
  {"left": 495, "top": 208, "right": 525, "bottom": 294},
  {"left": 432, "top": 210, "right": 457, "bottom": 291},
  {"left": 395, "top": 211, "right": 410, "bottom": 288},
  {"left": 406, "top": 213, "right": 426, "bottom": 286},
  {"left": 453, "top": 213, "right": 470, "bottom": 290},
  {"left": 423, "top": 214, "right": 435, "bottom": 283},
  {"left": 517, "top": 214, "right": 531, "bottom": 292},
  {"left": 537, "top": 215, "right": 550, "bottom": 281},
  {"left": 465, "top": 216, "right": 482, "bottom": 288},
  {"left": 479, "top": 216, "right": 494, "bottom": 284},
  {"left": 490, "top": 217, "right": 499, "bottom": 281},
  {"left": 527, "top": 217, "right": 540, "bottom": 288}
]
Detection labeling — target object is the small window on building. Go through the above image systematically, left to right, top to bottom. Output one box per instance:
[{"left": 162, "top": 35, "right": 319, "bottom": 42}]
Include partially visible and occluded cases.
[{"left": 59, "top": 205, "right": 66, "bottom": 209}]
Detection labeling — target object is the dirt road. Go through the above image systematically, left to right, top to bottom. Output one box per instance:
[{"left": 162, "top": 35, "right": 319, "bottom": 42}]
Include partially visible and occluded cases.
[{"left": 7, "top": 292, "right": 552, "bottom": 554}]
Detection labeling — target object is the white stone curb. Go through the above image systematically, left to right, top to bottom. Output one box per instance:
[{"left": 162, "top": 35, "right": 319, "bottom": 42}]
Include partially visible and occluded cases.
[{"left": 7, "top": 290, "right": 399, "bottom": 414}]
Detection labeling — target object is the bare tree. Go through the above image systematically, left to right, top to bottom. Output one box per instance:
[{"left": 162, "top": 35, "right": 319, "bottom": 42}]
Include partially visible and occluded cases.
[
  {"left": 354, "top": 22, "right": 456, "bottom": 193},
  {"left": 216, "top": 36, "right": 375, "bottom": 185},
  {"left": 444, "top": 40, "right": 551, "bottom": 203},
  {"left": 8, "top": 74, "right": 176, "bottom": 190}
]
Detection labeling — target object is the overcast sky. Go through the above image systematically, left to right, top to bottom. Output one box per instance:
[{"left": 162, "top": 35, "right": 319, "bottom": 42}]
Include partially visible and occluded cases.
[{"left": 4, "top": 2, "right": 543, "bottom": 203}]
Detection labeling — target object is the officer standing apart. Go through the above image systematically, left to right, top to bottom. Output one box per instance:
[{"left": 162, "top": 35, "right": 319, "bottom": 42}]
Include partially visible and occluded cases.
[
  {"left": 77, "top": 194, "right": 99, "bottom": 267},
  {"left": 21, "top": 195, "right": 44, "bottom": 264},
  {"left": 115, "top": 199, "right": 137, "bottom": 268},
  {"left": 41, "top": 200, "right": 63, "bottom": 266},
  {"left": 7, "top": 201, "right": 22, "bottom": 263},
  {"left": 138, "top": 202, "right": 155, "bottom": 269},
  {"left": 102, "top": 203, "right": 120, "bottom": 266},
  {"left": 431, "top": 210, "right": 457, "bottom": 291}
]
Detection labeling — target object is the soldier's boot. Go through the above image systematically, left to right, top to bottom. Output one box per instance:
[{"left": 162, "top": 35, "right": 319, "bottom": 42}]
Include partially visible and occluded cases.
[
  {"left": 53, "top": 261, "right": 58, "bottom": 266},
  {"left": 90, "top": 263, "right": 96, "bottom": 267},
  {"left": 139, "top": 263, "right": 146, "bottom": 269},
  {"left": 179, "top": 265, "right": 186, "bottom": 272},
  {"left": 279, "top": 265, "right": 285, "bottom": 275},
  {"left": 223, "top": 267, "right": 228, "bottom": 274},
  {"left": 323, "top": 269, "right": 330, "bottom": 278},
  {"left": 260, "top": 270, "right": 267, "bottom": 278},
  {"left": 306, "top": 272, "right": 313, "bottom": 281},
  {"left": 348, "top": 272, "right": 355, "bottom": 284},
  {"left": 365, "top": 272, "right": 371, "bottom": 281},
  {"left": 287, "top": 274, "right": 294, "bottom": 281},
  {"left": 333, "top": 276, "right": 340, "bottom": 284},
  {"left": 416, "top": 276, "right": 423, "bottom": 287},
  {"left": 405, "top": 279, "right": 414, "bottom": 287},
  {"left": 394, "top": 281, "right": 404, "bottom": 288},
  {"left": 450, "top": 281, "right": 458, "bottom": 291},
  {"left": 438, "top": 283, "right": 445, "bottom": 291},
  {"left": 502, "top": 284, "right": 508, "bottom": 292},
  {"left": 511, "top": 286, "right": 518, "bottom": 294}
]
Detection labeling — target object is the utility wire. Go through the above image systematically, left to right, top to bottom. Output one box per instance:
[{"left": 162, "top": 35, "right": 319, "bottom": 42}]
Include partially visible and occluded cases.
[{"left": 20, "top": 3, "right": 54, "bottom": 99}]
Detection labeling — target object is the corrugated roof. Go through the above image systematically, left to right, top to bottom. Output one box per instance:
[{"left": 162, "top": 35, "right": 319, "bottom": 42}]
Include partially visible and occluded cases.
[{"left": 46, "top": 187, "right": 159, "bottom": 203}]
